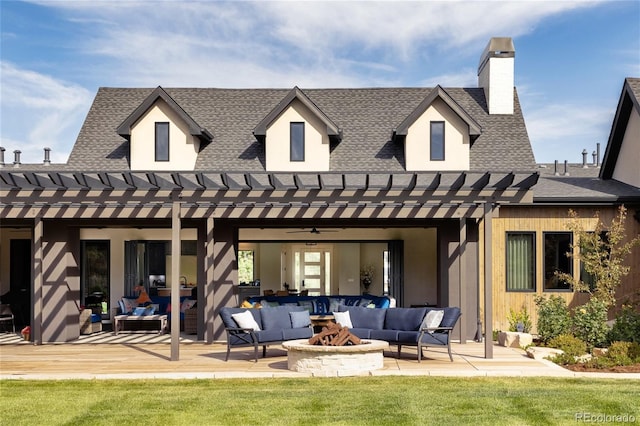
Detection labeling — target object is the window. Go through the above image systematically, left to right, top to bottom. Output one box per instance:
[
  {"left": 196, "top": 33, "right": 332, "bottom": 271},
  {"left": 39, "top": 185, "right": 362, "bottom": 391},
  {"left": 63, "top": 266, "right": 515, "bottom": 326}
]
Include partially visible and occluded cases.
[
  {"left": 430, "top": 121, "right": 445, "bottom": 161},
  {"left": 155, "top": 122, "right": 169, "bottom": 161},
  {"left": 290, "top": 122, "right": 305, "bottom": 161},
  {"left": 579, "top": 231, "right": 607, "bottom": 291},
  {"left": 544, "top": 232, "right": 573, "bottom": 291},
  {"left": 506, "top": 233, "right": 535, "bottom": 291},
  {"left": 81, "top": 241, "right": 110, "bottom": 313},
  {"left": 238, "top": 250, "right": 255, "bottom": 284}
]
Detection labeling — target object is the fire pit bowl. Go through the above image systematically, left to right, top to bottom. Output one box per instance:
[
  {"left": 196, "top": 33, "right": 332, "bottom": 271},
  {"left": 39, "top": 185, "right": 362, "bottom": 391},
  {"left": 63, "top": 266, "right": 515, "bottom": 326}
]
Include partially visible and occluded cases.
[{"left": 282, "top": 339, "right": 389, "bottom": 376}]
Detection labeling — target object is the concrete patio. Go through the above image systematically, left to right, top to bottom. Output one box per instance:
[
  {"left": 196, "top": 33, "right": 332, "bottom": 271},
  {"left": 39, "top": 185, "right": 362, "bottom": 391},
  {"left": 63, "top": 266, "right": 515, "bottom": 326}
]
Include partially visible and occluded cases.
[{"left": 1, "top": 331, "right": 637, "bottom": 380}]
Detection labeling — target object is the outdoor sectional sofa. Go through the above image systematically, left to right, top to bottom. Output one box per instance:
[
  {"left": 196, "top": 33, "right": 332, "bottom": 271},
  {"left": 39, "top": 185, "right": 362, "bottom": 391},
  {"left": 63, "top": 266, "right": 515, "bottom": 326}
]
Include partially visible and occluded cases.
[
  {"left": 220, "top": 304, "right": 461, "bottom": 362},
  {"left": 220, "top": 305, "right": 313, "bottom": 362},
  {"left": 337, "top": 305, "right": 461, "bottom": 362}
]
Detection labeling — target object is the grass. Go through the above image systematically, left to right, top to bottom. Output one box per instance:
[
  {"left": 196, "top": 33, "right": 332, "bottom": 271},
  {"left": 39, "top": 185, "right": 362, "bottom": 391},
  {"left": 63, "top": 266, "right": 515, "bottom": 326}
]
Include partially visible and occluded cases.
[{"left": 2, "top": 377, "right": 638, "bottom": 425}]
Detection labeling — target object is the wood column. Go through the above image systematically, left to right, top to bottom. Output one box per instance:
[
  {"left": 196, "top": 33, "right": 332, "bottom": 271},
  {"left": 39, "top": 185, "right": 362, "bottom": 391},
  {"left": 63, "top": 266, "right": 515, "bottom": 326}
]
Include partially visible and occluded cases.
[
  {"left": 170, "top": 201, "right": 181, "bottom": 361},
  {"left": 484, "top": 202, "right": 494, "bottom": 359}
]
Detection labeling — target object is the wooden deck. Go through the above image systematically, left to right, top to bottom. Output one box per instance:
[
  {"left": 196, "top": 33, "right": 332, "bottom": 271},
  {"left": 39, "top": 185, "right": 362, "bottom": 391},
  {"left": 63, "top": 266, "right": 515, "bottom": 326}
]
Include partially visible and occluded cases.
[{"left": 0, "top": 331, "right": 601, "bottom": 379}]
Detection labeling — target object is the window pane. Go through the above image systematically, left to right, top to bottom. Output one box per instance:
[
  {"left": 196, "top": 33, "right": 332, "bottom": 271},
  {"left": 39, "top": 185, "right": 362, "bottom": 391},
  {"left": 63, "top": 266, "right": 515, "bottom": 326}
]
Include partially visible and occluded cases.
[
  {"left": 430, "top": 121, "right": 444, "bottom": 161},
  {"left": 155, "top": 122, "right": 169, "bottom": 161},
  {"left": 290, "top": 122, "right": 305, "bottom": 161},
  {"left": 544, "top": 232, "right": 572, "bottom": 291},
  {"left": 506, "top": 233, "right": 535, "bottom": 291},
  {"left": 81, "top": 241, "right": 110, "bottom": 312},
  {"left": 238, "top": 250, "right": 254, "bottom": 284},
  {"left": 304, "top": 251, "right": 320, "bottom": 262},
  {"left": 304, "top": 265, "right": 321, "bottom": 275}
]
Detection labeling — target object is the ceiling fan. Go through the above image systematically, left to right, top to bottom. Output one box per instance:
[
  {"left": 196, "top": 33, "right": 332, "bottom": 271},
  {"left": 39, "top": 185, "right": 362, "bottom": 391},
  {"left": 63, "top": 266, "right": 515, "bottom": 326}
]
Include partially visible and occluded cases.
[{"left": 286, "top": 227, "right": 338, "bottom": 234}]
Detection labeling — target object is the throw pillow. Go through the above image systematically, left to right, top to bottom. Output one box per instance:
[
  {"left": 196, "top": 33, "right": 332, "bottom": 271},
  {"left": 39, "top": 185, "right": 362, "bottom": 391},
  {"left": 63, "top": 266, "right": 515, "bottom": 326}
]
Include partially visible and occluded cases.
[
  {"left": 122, "top": 298, "right": 136, "bottom": 314},
  {"left": 328, "top": 298, "right": 344, "bottom": 312},
  {"left": 181, "top": 299, "right": 197, "bottom": 312},
  {"left": 297, "top": 300, "right": 314, "bottom": 313},
  {"left": 143, "top": 305, "right": 155, "bottom": 316},
  {"left": 133, "top": 307, "right": 147, "bottom": 316},
  {"left": 231, "top": 310, "right": 261, "bottom": 331},
  {"left": 421, "top": 310, "right": 444, "bottom": 330},
  {"left": 289, "top": 311, "right": 311, "bottom": 328},
  {"left": 332, "top": 311, "right": 353, "bottom": 328}
]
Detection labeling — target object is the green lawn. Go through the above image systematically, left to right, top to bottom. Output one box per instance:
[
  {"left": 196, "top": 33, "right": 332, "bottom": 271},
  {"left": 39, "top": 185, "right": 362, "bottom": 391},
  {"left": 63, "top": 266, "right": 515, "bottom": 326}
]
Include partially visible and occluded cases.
[{"left": 2, "top": 377, "right": 638, "bottom": 425}]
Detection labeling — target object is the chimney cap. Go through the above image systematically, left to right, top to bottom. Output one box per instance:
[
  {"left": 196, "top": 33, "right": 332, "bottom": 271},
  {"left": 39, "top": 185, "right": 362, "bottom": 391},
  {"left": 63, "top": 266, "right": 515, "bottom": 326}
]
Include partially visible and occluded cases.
[{"left": 478, "top": 37, "right": 515, "bottom": 72}]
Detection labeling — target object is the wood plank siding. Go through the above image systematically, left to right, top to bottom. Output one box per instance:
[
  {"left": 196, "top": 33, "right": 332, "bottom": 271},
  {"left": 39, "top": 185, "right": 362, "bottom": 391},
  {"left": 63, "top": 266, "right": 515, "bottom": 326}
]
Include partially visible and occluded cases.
[{"left": 482, "top": 205, "right": 639, "bottom": 334}]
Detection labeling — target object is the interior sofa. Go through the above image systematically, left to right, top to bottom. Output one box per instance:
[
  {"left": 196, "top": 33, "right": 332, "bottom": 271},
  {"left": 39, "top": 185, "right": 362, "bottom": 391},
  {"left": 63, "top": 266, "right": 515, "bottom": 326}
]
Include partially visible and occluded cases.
[
  {"left": 245, "top": 294, "right": 392, "bottom": 315},
  {"left": 115, "top": 295, "right": 196, "bottom": 333},
  {"left": 220, "top": 305, "right": 313, "bottom": 362},
  {"left": 337, "top": 305, "right": 461, "bottom": 362}
]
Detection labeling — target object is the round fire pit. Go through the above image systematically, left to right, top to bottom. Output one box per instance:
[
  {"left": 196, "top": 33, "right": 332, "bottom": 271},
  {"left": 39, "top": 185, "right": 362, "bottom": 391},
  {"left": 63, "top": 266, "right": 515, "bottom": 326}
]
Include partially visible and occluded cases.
[{"left": 282, "top": 339, "right": 389, "bottom": 376}]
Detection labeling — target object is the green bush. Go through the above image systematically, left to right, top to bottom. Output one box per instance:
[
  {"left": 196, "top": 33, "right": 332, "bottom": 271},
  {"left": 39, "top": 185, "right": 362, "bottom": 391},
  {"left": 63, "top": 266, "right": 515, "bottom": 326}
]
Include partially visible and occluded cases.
[
  {"left": 535, "top": 295, "right": 571, "bottom": 344},
  {"left": 571, "top": 298, "right": 609, "bottom": 349},
  {"left": 608, "top": 303, "right": 640, "bottom": 343},
  {"left": 507, "top": 306, "right": 532, "bottom": 333},
  {"left": 548, "top": 334, "right": 587, "bottom": 357},
  {"left": 586, "top": 341, "right": 640, "bottom": 368}
]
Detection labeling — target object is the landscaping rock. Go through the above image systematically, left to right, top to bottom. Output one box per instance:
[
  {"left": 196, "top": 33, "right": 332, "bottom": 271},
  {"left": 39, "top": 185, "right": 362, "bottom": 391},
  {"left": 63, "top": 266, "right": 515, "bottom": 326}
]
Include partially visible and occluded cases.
[
  {"left": 498, "top": 331, "right": 533, "bottom": 348},
  {"left": 526, "top": 346, "right": 564, "bottom": 360}
]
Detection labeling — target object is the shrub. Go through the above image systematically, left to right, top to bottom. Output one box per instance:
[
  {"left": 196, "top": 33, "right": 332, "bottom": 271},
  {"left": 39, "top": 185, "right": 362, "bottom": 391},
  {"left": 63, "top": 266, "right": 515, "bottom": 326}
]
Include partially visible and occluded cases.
[
  {"left": 535, "top": 295, "right": 571, "bottom": 344},
  {"left": 571, "top": 298, "right": 609, "bottom": 349},
  {"left": 608, "top": 303, "right": 640, "bottom": 343},
  {"left": 507, "top": 306, "right": 532, "bottom": 333},
  {"left": 547, "top": 334, "right": 587, "bottom": 366},
  {"left": 548, "top": 334, "right": 587, "bottom": 357},
  {"left": 586, "top": 341, "right": 640, "bottom": 368}
]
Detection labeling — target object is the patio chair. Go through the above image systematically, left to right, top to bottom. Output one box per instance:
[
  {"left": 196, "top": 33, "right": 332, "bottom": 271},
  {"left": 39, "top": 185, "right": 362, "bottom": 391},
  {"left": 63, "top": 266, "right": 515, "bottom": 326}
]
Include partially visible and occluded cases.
[{"left": 0, "top": 304, "right": 15, "bottom": 333}]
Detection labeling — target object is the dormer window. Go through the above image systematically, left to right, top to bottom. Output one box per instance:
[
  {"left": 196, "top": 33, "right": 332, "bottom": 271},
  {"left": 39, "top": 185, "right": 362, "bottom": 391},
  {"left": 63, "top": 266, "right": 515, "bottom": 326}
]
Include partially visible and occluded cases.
[
  {"left": 253, "top": 87, "right": 341, "bottom": 172},
  {"left": 430, "top": 121, "right": 445, "bottom": 161},
  {"left": 155, "top": 122, "right": 170, "bottom": 161},
  {"left": 290, "top": 122, "right": 305, "bottom": 161}
]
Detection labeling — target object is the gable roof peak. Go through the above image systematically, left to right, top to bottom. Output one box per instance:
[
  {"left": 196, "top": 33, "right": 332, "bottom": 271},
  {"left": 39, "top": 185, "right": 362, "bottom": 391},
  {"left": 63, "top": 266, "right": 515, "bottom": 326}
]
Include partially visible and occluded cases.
[
  {"left": 116, "top": 85, "right": 212, "bottom": 141},
  {"left": 394, "top": 85, "right": 482, "bottom": 138},
  {"left": 253, "top": 86, "right": 341, "bottom": 138}
]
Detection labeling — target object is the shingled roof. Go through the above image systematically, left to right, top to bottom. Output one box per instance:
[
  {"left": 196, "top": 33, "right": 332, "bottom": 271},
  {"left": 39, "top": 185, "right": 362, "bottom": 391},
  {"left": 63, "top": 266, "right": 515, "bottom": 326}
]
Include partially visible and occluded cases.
[{"left": 63, "top": 86, "right": 536, "bottom": 172}]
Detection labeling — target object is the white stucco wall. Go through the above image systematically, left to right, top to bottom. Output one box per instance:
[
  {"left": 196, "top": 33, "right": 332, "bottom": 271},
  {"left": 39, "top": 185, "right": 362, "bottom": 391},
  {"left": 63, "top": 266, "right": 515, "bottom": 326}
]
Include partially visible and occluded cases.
[
  {"left": 478, "top": 56, "right": 514, "bottom": 115},
  {"left": 405, "top": 98, "right": 470, "bottom": 171},
  {"left": 265, "top": 99, "right": 330, "bottom": 171},
  {"left": 129, "top": 100, "right": 200, "bottom": 171},
  {"left": 612, "top": 107, "right": 640, "bottom": 188}
]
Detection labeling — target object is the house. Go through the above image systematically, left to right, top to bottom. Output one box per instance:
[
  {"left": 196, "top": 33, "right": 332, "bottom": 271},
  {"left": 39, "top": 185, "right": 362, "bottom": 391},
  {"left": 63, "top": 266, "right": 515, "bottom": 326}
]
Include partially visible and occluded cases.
[{"left": 1, "top": 39, "right": 638, "bottom": 358}]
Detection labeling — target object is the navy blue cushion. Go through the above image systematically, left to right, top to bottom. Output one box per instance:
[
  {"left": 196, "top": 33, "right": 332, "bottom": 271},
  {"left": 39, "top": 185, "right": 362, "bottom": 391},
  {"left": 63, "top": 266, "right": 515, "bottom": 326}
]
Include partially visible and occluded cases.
[
  {"left": 261, "top": 306, "right": 304, "bottom": 330},
  {"left": 338, "top": 306, "right": 386, "bottom": 330},
  {"left": 384, "top": 307, "right": 428, "bottom": 331},
  {"left": 436, "top": 307, "right": 461, "bottom": 329},
  {"left": 90, "top": 314, "right": 102, "bottom": 323},
  {"left": 283, "top": 327, "right": 313, "bottom": 340},
  {"left": 349, "top": 328, "right": 372, "bottom": 339},
  {"left": 254, "top": 329, "right": 283, "bottom": 343},
  {"left": 371, "top": 329, "right": 400, "bottom": 342}
]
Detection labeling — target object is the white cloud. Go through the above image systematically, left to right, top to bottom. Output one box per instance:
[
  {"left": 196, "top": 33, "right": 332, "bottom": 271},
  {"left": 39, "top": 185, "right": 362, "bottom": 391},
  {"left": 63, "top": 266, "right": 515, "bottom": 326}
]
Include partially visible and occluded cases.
[
  {"left": 4, "top": 0, "right": 610, "bottom": 163},
  {"left": 0, "top": 62, "right": 92, "bottom": 163},
  {"left": 525, "top": 103, "right": 614, "bottom": 163}
]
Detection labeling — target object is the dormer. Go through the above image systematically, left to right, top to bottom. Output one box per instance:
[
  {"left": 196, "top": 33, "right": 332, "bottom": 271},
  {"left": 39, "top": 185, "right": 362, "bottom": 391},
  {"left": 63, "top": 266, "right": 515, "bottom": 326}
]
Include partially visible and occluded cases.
[
  {"left": 117, "top": 86, "right": 212, "bottom": 171},
  {"left": 394, "top": 86, "right": 481, "bottom": 171},
  {"left": 254, "top": 87, "right": 341, "bottom": 172}
]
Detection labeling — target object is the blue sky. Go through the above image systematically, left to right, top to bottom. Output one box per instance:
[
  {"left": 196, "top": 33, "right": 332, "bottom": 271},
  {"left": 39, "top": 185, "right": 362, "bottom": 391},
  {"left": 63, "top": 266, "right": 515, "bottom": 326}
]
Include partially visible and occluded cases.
[{"left": 1, "top": 0, "right": 638, "bottom": 165}]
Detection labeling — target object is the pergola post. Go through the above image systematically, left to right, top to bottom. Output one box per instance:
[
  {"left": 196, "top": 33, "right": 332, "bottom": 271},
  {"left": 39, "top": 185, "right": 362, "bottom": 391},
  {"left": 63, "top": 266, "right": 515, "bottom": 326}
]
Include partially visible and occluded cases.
[
  {"left": 170, "top": 201, "right": 181, "bottom": 361},
  {"left": 483, "top": 202, "right": 493, "bottom": 359},
  {"left": 33, "top": 216, "right": 43, "bottom": 345},
  {"left": 458, "top": 217, "right": 467, "bottom": 344}
]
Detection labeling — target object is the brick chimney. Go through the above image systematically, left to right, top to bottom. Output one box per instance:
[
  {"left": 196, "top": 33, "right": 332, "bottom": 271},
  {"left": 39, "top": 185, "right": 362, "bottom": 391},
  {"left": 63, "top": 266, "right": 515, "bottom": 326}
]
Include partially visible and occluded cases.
[{"left": 478, "top": 37, "right": 515, "bottom": 115}]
